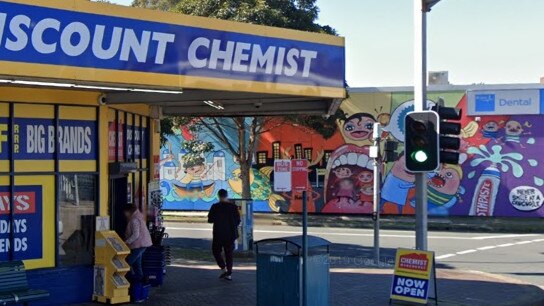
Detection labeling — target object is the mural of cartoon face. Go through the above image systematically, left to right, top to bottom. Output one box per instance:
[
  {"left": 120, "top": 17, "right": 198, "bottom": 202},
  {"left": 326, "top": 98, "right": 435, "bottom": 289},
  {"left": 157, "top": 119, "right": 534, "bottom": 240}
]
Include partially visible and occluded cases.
[
  {"left": 342, "top": 113, "right": 376, "bottom": 142},
  {"left": 505, "top": 120, "right": 523, "bottom": 136},
  {"left": 483, "top": 121, "right": 499, "bottom": 132},
  {"left": 390, "top": 155, "right": 415, "bottom": 183},
  {"left": 186, "top": 164, "right": 206, "bottom": 177},
  {"left": 428, "top": 166, "right": 461, "bottom": 196},
  {"left": 333, "top": 167, "right": 353, "bottom": 179},
  {"left": 358, "top": 170, "right": 373, "bottom": 184},
  {"left": 360, "top": 185, "right": 373, "bottom": 196}
]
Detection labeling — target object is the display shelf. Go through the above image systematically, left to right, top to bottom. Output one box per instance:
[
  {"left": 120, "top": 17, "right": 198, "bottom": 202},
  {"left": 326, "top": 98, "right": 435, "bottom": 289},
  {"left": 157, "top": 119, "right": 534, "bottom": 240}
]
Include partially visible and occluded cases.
[{"left": 93, "top": 231, "right": 131, "bottom": 304}]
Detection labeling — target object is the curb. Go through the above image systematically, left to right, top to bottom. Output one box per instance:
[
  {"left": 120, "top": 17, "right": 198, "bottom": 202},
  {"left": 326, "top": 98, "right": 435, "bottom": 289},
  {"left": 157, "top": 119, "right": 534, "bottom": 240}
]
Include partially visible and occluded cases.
[{"left": 163, "top": 212, "right": 544, "bottom": 233}]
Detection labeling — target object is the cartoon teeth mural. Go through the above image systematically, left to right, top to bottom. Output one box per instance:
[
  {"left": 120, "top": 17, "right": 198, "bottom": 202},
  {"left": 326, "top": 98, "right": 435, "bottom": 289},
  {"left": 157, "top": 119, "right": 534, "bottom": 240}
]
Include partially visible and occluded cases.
[{"left": 160, "top": 87, "right": 544, "bottom": 217}]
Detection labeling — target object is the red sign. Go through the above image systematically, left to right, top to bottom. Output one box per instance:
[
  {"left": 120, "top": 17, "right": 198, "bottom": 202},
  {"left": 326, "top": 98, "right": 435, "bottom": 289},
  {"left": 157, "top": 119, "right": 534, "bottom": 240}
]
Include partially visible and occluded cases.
[
  {"left": 108, "top": 122, "right": 124, "bottom": 161},
  {"left": 291, "top": 159, "right": 308, "bottom": 191},
  {"left": 0, "top": 191, "right": 37, "bottom": 214},
  {"left": 399, "top": 253, "right": 429, "bottom": 272}
]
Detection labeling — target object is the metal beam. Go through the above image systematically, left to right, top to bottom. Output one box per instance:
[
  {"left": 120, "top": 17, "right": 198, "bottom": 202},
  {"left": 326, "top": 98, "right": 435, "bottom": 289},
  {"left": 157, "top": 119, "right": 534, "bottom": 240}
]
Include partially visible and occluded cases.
[{"left": 162, "top": 100, "right": 330, "bottom": 116}]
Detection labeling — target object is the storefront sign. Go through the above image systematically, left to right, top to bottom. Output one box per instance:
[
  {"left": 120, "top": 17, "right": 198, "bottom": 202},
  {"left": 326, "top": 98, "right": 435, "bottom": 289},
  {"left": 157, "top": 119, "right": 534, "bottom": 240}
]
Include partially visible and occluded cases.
[
  {"left": 0, "top": 1, "right": 345, "bottom": 97},
  {"left": 467, "top": 89, "right": 543, "bottom": 115},
  {"left": 0, "top": 118, "right": 97, "bottom": 160},
  {"left": 108, "top": 122, "right": 124, "bottom": 161},
  {"left": 273, "top": 160, "right": 291, "bottom": 192},
  {"left": 0, "top": 185, "right": 43, "bottom": 261},
  {"left": 390, "top": 248, "right": 435, "bottom": 304}
]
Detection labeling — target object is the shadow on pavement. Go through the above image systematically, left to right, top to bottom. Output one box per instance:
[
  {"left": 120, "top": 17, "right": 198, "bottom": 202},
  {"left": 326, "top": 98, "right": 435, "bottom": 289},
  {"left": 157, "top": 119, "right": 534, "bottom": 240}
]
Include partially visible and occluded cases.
[
  {"left": 165, "top": 237, "right": 400, "bottom": 269},
  {"left": 130, "top": 264, "right": 544, "bottom": 306}
]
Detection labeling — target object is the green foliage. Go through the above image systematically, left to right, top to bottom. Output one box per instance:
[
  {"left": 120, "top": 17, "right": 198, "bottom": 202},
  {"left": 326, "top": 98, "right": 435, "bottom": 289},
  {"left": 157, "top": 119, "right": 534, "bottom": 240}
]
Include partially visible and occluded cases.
[
  {"left": 132, "top": 0, "right": 335, "bottom": 34},
  {"left": 181, "top": 140, "right": 214, "bottom": 154}
]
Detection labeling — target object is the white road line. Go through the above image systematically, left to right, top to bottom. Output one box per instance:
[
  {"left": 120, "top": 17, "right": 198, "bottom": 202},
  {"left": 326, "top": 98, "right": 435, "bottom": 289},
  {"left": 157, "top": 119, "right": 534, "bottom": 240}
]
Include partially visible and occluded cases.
[
  {"left": 471, "top": 234, "right": 540, "bottom": 240},
  {"left": 532, "top": 238, "right": 544, "bottom": 242},
  {"left": 515, "top": 241, "right": 533, "bottom": 245},
  {"left": 497, "top": 243, "right": 515, "bottom": 247},
  {"left": 477, "top": 246, "right": 497, "bottom": 251},
  {"left": 456, "top": 249, "right": 477, "bottom": 255},
  {"left": 436, "top": 254, "right": 456, "bottom": 259}
]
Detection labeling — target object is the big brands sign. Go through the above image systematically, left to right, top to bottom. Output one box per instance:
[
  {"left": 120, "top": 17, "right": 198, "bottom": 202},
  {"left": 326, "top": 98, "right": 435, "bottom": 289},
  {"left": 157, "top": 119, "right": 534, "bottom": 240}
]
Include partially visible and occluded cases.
[{"left": 0, "top": 1, "right": 345, "bottom": 97}]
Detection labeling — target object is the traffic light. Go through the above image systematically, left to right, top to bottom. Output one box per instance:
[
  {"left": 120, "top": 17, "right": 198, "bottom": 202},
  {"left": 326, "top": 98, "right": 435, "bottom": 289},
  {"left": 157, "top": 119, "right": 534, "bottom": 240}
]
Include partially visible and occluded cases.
[
  {"left": 432, "top": 103, "right": 462, "bottom": 164},
  {"left": 404, "top": 111, "right": 439, "bottom": 172}
]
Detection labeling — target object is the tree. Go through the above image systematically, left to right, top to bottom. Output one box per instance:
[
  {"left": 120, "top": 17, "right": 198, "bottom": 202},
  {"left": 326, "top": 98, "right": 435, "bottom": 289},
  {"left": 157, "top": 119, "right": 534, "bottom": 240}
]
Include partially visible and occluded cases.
[{"left": 133, "top": 0, "right": 341, "bottom": 199}]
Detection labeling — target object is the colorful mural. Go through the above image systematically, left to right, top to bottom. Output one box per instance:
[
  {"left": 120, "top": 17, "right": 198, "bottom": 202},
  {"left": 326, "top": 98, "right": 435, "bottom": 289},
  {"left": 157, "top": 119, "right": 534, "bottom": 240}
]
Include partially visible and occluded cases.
[{"left": 160, "top": 90, "right": 544, "bottom": 217}]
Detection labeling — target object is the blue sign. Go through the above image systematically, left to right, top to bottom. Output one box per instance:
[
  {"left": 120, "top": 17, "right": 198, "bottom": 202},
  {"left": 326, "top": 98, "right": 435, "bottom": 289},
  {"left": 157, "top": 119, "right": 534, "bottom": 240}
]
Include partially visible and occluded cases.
[
  {"left": 0, "top": 1, "right": 345, "bottom": 90},
  {"left": 468, "top": 89, "right": 542, "bottom": 115},
  {"left": 475, "top": 94, "right": 496, "bottom": 112},
  {"left": 0, "top": 118, "right": 97, "bottom": 160},
  {"left": 0, "top": 185, "right": 43, "bottom": 261},
  {"left": 391, "top": 275, "right": 429, "bottom": 301}
]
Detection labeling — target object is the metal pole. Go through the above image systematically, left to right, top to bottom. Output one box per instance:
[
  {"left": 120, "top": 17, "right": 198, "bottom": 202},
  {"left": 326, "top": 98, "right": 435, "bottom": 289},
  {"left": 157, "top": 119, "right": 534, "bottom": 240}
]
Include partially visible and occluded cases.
[
  {"left": 414, "top": 0, "right": 428, "bottom": 251},
  {"left": 372, "top": 139, "right": 381, "bottom": 265},
  {"left": 302, "top": 190, "right": 308, "bottom": 306}
]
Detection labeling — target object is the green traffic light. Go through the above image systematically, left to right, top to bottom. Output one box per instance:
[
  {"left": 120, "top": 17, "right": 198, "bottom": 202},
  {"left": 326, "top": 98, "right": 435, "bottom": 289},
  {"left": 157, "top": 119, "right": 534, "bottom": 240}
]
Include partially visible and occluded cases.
[{"left": 412, "top": 150, "right": 428, "bottom": 163}]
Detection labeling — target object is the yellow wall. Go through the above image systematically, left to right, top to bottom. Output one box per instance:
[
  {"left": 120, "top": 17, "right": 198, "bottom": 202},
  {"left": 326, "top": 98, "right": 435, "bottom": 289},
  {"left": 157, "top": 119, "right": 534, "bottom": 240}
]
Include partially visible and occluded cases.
[{"left": 0, "top": 86, "right": 158, "bottom": 269}]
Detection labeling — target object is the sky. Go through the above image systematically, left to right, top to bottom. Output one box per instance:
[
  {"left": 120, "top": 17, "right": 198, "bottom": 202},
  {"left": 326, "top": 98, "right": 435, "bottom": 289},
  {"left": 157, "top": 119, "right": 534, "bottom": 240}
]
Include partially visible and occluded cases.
[{"left": 108, "top": 0, "right": 544, "bottom": 87}]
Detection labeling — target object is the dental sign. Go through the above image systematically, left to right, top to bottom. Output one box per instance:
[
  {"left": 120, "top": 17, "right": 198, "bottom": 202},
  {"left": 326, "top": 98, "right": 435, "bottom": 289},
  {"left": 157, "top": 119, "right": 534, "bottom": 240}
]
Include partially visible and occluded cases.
[
  {"left": 0, "top": 1, "right": 345, "bottom": 94},
  {"left": 467, "top": 89, "right": 544, "bottom": 115}
]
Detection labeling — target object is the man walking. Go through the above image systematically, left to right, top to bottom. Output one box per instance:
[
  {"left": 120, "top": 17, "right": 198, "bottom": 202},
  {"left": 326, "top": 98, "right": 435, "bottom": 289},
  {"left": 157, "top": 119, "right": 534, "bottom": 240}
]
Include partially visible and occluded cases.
[{"left": 208, "top": 189, "right": 240, "bottom": 280}]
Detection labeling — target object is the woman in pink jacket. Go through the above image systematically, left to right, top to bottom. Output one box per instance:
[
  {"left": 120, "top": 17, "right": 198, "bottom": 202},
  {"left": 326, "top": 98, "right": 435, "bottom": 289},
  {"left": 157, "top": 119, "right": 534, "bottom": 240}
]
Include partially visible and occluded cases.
[{"left": 123, "top": 204, "right": 153, "bottom": 280}]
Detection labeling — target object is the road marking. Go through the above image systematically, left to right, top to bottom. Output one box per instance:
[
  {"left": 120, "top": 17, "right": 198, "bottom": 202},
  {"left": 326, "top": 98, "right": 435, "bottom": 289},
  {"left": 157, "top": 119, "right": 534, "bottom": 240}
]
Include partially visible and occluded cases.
[
  {"left": 471, "top": 234, "right": 540, "bottom": 240},
  {"left": 532, "top": 238, "right": 544, "bottom": 242},
  {"left": 515, "top": 241, "right": 533, "bottom": 245},
  {"left": 497, "top": 243, "right": 515, "bottom": 247},
  {"left": 477, "top": 246, "right": 497, "bottom": 251},
  {"left": 456, "top": 249, "right": 477, "bottom": 255},
  {"left": 436, "top": 254, "right": 456, "bottom": 259}
]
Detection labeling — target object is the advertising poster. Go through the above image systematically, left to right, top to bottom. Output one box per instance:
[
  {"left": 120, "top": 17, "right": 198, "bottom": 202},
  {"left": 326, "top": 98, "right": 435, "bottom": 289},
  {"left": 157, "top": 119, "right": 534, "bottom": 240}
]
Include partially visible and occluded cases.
[
  {"left": 0, "top": 185, "right": 43, "bottom": 261},
  {"left": 390, "top": 248, "right": 435, "bottom": 304}
]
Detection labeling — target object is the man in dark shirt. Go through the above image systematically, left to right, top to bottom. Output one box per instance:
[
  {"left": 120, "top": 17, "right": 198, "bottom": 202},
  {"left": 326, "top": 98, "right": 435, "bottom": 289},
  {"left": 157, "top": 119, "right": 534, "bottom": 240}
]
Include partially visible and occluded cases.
[{"left": 208, "top": 189, "right": 240, "bottom": 280}]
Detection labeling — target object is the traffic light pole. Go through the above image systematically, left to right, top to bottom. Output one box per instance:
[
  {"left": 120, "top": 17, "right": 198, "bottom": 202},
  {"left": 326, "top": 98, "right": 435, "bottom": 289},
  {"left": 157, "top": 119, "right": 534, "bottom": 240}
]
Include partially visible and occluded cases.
[{"left": 414, "top": 0, "right": 429, "bottom": 251}]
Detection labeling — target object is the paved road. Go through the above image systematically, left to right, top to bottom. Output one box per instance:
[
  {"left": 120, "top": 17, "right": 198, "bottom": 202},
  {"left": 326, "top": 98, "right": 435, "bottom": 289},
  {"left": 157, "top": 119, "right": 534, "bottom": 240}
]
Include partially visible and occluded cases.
[{"left": 164, "top": 222, "right": 544, "bottom": 287}]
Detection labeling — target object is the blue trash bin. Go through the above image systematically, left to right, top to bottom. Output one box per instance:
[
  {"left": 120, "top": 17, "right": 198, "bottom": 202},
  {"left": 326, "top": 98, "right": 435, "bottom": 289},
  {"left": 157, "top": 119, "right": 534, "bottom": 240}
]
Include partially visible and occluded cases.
[{"left": 255, "top": 235, "right": 331, "bottom": 306}]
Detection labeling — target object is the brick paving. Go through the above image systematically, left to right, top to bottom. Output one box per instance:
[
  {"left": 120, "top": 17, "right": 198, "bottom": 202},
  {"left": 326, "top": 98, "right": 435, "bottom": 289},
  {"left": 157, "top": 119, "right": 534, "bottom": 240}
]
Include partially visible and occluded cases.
[{"left": 126, "top": 261, "right": 544, "bottom": 306}]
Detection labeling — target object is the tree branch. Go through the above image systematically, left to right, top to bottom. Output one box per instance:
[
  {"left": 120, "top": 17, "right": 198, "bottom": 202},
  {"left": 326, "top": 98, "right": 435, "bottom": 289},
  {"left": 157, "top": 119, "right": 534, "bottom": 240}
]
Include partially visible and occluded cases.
[{"left": 200, "top": 119, "right": 239, "bottom": 156}]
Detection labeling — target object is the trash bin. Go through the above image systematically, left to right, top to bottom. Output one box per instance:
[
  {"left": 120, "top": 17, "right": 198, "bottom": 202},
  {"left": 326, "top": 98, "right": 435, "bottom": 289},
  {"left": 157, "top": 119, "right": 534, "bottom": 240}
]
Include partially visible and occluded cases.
[{"left": 255, "top": 235, "right": 330, "bottom": 306}]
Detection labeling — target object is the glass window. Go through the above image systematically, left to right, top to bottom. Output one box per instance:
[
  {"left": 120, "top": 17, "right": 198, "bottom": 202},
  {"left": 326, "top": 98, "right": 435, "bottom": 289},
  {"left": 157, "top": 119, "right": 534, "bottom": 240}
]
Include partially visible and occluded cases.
[{"left": 58, "top": 174, "right": 97, "bottom": 266}]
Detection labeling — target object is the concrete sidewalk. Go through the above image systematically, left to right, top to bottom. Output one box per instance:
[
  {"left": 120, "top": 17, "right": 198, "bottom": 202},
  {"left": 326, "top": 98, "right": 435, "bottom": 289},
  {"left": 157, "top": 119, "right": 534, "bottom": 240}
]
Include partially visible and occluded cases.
[{"left": 131, "top": 260, "right": 544, "bottom": 306}]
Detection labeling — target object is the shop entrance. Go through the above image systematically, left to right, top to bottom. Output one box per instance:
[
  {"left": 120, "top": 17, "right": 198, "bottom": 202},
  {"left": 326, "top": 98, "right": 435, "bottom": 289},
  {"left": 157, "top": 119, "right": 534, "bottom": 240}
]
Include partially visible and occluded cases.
[{"left": 109, "top": 176, "right": 128, "bottom": 238}]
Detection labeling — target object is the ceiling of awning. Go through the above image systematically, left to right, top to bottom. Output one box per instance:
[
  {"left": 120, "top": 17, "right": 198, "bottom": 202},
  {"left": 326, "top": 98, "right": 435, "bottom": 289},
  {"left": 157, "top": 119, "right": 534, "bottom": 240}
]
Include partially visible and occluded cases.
[{"left": 104, "top": 89, "right": 343, "bottom": 116}]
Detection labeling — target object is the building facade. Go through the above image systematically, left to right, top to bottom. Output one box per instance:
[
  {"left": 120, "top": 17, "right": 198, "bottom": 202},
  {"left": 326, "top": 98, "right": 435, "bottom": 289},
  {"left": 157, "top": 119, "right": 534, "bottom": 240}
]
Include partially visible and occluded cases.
[{"left": 161, "top": 85, "right": 544, "bottom": 218}]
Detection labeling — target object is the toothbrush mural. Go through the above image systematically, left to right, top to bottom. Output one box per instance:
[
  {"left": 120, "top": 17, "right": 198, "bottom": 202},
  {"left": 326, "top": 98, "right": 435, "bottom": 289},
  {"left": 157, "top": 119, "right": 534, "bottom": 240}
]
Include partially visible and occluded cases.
[{"left": 160, "top": 90, "right": 544, "bottom": 217}]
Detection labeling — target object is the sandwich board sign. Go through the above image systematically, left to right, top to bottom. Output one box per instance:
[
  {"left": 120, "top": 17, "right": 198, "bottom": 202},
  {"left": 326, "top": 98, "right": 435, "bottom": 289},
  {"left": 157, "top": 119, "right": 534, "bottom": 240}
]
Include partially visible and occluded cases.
[
  {"left": 273, "top": 160, "right": 292, "bottom": 192},
  {"left": 390, "top": 248, "right": 437, "bottom": 304}
]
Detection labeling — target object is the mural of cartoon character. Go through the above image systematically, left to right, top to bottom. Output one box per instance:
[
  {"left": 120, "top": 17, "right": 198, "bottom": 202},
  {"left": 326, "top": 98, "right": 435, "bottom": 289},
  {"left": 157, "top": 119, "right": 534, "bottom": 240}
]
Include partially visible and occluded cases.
[
  {"left": 342, "top": 113, "right": 376, "bottom": 143},
  {"left": 481, "top": 120, "right": 501, "bottom": 142},
  {"left": 504, "top": 120, "right": 531, "bottom": 147},
  {"left": 323, "top": 145, "right": 373, "bottom": 213},
  {"left": 380, "top": 154, "right": 416, "bottom": 215},
  {"left": 407, "top": 165, "right": 465, "bottom": 216},
  {"left": 228, "top": 167, "right": 286, "bottom": 212},
  {"left": 356, "top": 169, "right": 374, "bottom": 203}
]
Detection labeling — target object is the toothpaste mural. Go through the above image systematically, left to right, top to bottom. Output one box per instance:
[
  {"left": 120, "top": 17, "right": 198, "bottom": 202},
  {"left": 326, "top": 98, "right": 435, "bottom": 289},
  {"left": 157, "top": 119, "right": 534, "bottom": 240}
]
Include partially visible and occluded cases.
[{"left": 161, "top": 90, "right": 544, "bottom": 217}]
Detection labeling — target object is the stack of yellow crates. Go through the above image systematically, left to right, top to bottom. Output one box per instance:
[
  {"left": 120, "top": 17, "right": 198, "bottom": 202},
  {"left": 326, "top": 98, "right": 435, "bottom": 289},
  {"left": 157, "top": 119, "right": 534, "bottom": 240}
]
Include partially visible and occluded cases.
[{"left": 94, "top": 231, "right": 131, "bottom": 304}]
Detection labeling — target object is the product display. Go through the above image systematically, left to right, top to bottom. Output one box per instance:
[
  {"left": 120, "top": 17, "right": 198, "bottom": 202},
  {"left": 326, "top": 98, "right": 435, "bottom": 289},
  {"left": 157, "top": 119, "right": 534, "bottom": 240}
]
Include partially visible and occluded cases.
[{"left": 94, "top": 231, "right": 131, "bottom": 304}]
